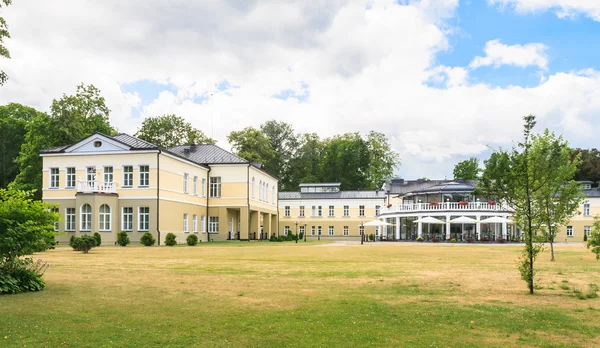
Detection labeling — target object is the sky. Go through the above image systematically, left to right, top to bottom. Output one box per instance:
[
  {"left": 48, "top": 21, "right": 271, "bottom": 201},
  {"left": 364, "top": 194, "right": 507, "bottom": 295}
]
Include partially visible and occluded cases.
[{"left": 2, "top": 0, "right": 600, "bottom": 180}]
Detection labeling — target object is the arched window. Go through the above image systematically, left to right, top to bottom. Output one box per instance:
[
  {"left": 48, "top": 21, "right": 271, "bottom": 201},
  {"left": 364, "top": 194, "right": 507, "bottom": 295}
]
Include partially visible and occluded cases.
[
  {"left": 252, "top": 177, "right": 255, "bottom": 198},
  {"left": 259, "top": 180, "right": 263, "bottom": 201},
  {"left": 266, "top": 184, "right": 269, "bottom": 203},
  {"left": 272, "top": 186, "right": 275, "bottom": 204},
  {"left": 81, "top": 204, "right": 92, "bottom": 231},
  {"left": 99, "top": 204, "right": 111, "bottom": 231}
]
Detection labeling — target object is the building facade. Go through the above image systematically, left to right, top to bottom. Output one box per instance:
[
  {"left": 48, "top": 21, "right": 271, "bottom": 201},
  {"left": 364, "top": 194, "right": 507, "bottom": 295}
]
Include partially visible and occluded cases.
[
  {"left": 41, "top": 133, "right": 278, "bottom": 244},
  {"left": 278, "top": 183, "right": 386, "bottom": 240},
  {"left": 556, "top": 183, "right": 600, "bottom": 242}
]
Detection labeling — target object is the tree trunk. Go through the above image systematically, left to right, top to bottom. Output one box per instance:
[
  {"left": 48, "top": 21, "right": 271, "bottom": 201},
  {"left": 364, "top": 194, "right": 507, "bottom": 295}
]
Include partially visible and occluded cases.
[{"left": 550, "top": 240, "right": 555, "bottom": 261}]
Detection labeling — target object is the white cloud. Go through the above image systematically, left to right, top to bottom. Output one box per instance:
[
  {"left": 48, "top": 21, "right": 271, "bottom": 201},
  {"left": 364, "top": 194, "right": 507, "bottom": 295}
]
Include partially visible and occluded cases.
[
  {"left": 1, "top": 0, "right": 600, "bottom": 180},
  {"left": 489, "top": 0, "right": 600, "bottom": 21},
  {"left": 469, "top": 39, "right": 548, "bottom": 70}
]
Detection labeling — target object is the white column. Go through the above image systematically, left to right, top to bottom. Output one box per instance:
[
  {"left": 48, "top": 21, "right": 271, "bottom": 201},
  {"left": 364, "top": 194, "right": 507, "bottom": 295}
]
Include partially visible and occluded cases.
[
  {"left": 476, "top": 214, "right": 481, "bottom": 241},
  {"left": 445, "top": 215, "right": 451, "bottom": 240},
  {"left": 395, "top": 217, "right": 400, "bottom": 240},
  {"left": 417, "top": 220, "right": 423, "bottom": 239},
  {"left": 502, "top": 221, "right": 508, "bottom": 239}
]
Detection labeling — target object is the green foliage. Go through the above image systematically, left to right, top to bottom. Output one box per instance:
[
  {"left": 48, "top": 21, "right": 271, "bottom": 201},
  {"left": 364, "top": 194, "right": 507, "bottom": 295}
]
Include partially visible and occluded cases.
[
  {"left": 0, "top": 0, "right": 12, "bottom": 86},
  {"left": 135, "top": 114, "right": 215, "bottom": 148},
  {"left": 260, "top": 120, "right": 300, "bottom": 191},
  {"left": 227, "top": 127, "right": 276, "bottom": 166},
  {"left": 365, "top": 131, "right": 400, "bottom": 190},
  {"left": 319, "top": 133, "right": 370, "bottom": 190},
  {"left": 572, "top": 148, "right": 600, "bottom": 185},
  {"left": 453, "top": 157, "right": 480, "bottom": 180},
  {"left": 0, "top": 188, "right": 57, "bottom": 264},
  {"left": 586, "top": 216, "right": 600, "bottom": 261},
  {"left": 117, "top": 231, "right": 130, "bottom": 247},
  {"left": 298, "top": 231, "right": 304, "bottom": 240},
  {"left": 93, "top": 232, "right": 101, "bottom": 247},
  {"left": 140, "top": 232, "right": 156, "bottom": 246},
  {"left": 164, "top": 233, "right": 177, "bottom": 246},
  {"left": 584, "top": 233, "right": 588, "bottom": 242},
  {"left": 186, "top": 234, "right": 198, "bottom": 246},
  {"left": 269, "top": 234, "right": 276, "bottom": 242},
  {"left": 368, "top": 234, "right": 375, "bottom": 241},
  {"left": 69, "top": 235, "right": 76, "bottom": 248},
  {"left": 71, "top": 235, "right": 97, "bottom": 253},
  {"left": 416, "top": 237, "right": 424, "bottom": 242},
  {"left": 450, "top": 238, "right": 457, "bottom": 243},
  {"left": 0, "top": 258, "right": 49, "bottom": 294}
]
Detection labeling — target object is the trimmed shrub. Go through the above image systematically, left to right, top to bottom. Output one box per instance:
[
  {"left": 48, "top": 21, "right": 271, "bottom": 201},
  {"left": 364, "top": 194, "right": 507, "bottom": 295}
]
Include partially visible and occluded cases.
[
  {"left": 117, "top": 231, "right": 130, "bottom": 247},
  {"left": 298, "top": 231, "right": 304, "bottom": 240},
  {"left": 93, "top": 232, "right": 102, "bottom": 247},
  {"left": 140, "top": 232, "right": 156, "bottom": 246},
  {"left": 165, "top": 233, "right": 177, "bottom": 246},
  {"left": 186, "top": 234, "right": 198, "bottom": 246},
  {"left": 269, "top": 234, "right": 276, "bottom": 242},
  {"left": 369, "top": 234, "right": 375, "bottom": 241},
  {"left": 584, "top": 234, "right": 588, "bottom": 242},
  {"left": 69, "top": 235, "right": 76, "bottom": 248},
  {"left": 72, "top": 235, "right": 97, "bottom": 253},
  {"left": 276, "top": 236, "right": 284, "bottom": 242},
  {"left": 416, "top": 237, "right": 424, "bottom": 242},
  {"left": 431, "top": 237, "right": 440, "bottom": 243},
  {"left": 450, "top": 238, "right": 457, "bottom": 243},
  {"left": 465, "top": 238, "right": 475, "bottom": 243},
  {"left": 496, "top": 238, "right": 506, "bottom": 243},
  {"left": 0, "top": 259, "right": 50, "bottom": 294}
]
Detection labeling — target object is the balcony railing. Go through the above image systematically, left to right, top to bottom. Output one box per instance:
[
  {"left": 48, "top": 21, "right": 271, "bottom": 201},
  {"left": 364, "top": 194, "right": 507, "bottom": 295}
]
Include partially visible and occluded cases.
[
  {"left": 77, "top": 180, "right": 117, "bottom": 194},
  {"left": 380, "top": 202, "right": 509, "bottom": 214}
]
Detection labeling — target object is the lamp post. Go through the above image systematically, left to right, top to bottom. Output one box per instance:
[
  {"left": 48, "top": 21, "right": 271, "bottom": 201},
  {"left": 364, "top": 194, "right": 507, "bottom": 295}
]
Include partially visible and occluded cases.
[
  {"left": 295, "top": 220, "right": 298, "bottom": 244},
  {"left": 360, "top": 221, "right": 364, "bottom": 245},
  {"left": 304, "top": 224, "right": 307, "bottom": 242}
]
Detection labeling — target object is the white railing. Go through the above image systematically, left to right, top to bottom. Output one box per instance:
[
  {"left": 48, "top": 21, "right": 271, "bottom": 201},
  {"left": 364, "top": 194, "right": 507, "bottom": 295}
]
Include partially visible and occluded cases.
[
  {"left": 77, "top": 180, "right": 117, "bottom": 194},
  {"left": 380, "top": 202, "right": 509, "bottom": 214}
]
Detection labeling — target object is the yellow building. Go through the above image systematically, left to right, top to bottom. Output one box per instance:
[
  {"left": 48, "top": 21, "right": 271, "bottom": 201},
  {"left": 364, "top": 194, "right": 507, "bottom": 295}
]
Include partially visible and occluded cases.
[
  {"left": 41, "top": 132, "right": 278, "bottom": 245},
  {"left": 556, "top": 182, "right": 600, "bottom": 242},
  {"left": 278, "top": 183, "right": 386, "bottom": 241}
]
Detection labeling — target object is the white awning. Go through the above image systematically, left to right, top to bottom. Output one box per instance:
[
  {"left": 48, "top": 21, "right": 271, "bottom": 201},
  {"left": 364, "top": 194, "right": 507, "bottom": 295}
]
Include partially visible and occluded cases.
[
  {"left": 413, "top": 216, "right": 446, "bottom": 224},
  {"left": 450, "top": 216, "right": 479, "bottom": 224},
  {"left": 480, "top": 216, "right": 512, "bottom": 223},
  {"left": 362, "top": 220, "right": 392, "bottom": 227}
]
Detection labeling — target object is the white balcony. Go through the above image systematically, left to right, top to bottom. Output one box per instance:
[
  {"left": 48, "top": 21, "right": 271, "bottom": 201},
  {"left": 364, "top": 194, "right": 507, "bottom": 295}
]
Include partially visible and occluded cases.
[
  {"left": 77, "top": 180, "right": 117, "bottom": 194},
  {"left": 380, "top": 202, "right": 510, "bottom": 215}
]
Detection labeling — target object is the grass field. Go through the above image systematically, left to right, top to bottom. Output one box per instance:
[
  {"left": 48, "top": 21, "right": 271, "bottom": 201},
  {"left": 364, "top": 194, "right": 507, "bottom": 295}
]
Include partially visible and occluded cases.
[{"left": 1, "top": 241, "right": 600, "bottom": 347}]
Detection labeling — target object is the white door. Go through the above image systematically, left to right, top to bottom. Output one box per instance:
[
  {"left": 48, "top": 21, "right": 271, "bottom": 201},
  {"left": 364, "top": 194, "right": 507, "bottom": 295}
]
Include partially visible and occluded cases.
[{"left": 230, "top": 218, "right": 234, "bottom": 240}]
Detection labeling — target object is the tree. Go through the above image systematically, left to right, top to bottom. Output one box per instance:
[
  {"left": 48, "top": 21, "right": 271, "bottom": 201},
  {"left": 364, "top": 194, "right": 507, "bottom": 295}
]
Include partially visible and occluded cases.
[
  {"left": 0, "top": 0, "right": 12, "bottom": 86},
  {"left": 12, "top": 84, "right": 115, "bottom": 198},
  {"left": 0, "top": 103, "right": 41, "bottom": 188},
  {"left": 135, "top": 114, "right": 215, "bottom": 148},
  {"left": 480, "top": 115, "right": 581, "bottom": 294},
  {"left": 260, "top": 120, "right": 299, "bottom": 190},
  {"left": 227, "top": 127, "right": 276, "bottom": 167},
  {"left": 365, "top": 131, "right": 400, "bottom": 190},
  {"left": 288, "top": 133, "right": 324, "bottom": 188},
  {"left": 319, "top": 133, "right": 370, "bottom": 190},
  {"left": 573, "top": 148, "right": 600, "bottom": 186},
  {"left": 453, "top": 157, "right": 480, "bottom": 180},
  {"left": 0, "top": 188, "right": 57, "bottom": 264},
  {"left": 587, "top": 216, "right": 600, "bottom": 261},
  {"left": 117, "top": 231, "right": 130, "bottom": 246},
  {"left": 71, "top": 235, "right": 97, "bottom": 254}
]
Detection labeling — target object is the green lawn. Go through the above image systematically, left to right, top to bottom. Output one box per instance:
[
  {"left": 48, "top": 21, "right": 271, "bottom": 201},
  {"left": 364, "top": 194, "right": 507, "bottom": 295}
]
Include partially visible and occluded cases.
[{"left": 1, "top": 242, "right": 600, "bottom": 347}]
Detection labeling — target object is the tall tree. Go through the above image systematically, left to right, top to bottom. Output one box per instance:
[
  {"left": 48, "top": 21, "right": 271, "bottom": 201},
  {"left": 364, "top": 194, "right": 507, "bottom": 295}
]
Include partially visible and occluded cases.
[
  {"left": 0, "top": 0, "right": 12, "bottom": 86},
  {"left": 12, "top": 84, "right": 115, "bottom": 198},
  {"left": 0, "top": 103, "right": 41, "bottom": 188},
  {"left": 135, "top": 114, "right": 215, "bottom": 148},
  {"left": 480, "top": 115, "right": 581, "bottom": 294},
  {"left": 260, "top": 120, "right": 299, "bottom": 190},
  {"left": 227, "top": 127, "right": 276, "bottom": 167},
  {"left": 365, "top": 131, "right": 400, "bottom": 190},
  {"left": 288, "top": 133, "right": 324, "bottom": 188},
  {"left": 319, "top": 133, "right": 370, "bottom": 190},
  {"left": 573, "top": 148, "right": 600, "bottom": 186},
  {"left": 453, "top": 157, "right": 480, "bottom": 180},
  {"left": 587, "top": 215, "right": 600, "bottom": 261}
]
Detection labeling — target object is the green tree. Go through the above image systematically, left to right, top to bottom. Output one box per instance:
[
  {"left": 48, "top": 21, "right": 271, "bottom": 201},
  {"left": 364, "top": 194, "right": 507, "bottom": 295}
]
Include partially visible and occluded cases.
[
  {"left": 0, "top": 0, "right": 12, "bottom": 86},
  {"left": 12, "top": 84, "right": 115, "bottom": 198},
  {"left": 0, "top": 103, "right": 42, "bottom": 188},
  {"left": 135, "top": 114, "right": 215, "bottom": 148},
  {"left": 480, "top": 115, "right": 581, "bottom": 294},
  {"left": 260, "top": 120, "right": 299, "bottom": 190},
  {"left": 227, "top": 127, "right": 276, "bottom": 167},
  {"left": 365, "top": 131, "right": 400, "bottom": 190},
  {"left": 288, "top": 133, "right": 324, "bottom": 188},
  {"left": 319, "top": 133, "right": 370, "bottom": 190},
  {"left": 573, "top": 148, "right": 600, "bottom": 186},
  {"left": 453, "top": 157, "right": 480, "bottom": 180},
  {"left": 0, "top": 188, "right": 57, "bottom": 264},
  {"left": 587, "top": 215, "right": 600, "bottom": 261},
  {"left": 71, "top": 235, "right": 97, "bottom": 254}
]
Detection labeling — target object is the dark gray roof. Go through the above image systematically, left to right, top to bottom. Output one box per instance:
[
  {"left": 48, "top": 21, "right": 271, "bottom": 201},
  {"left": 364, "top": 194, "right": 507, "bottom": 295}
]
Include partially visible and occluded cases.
[
  {"left": 111, "top": 134, "right": 158, "bottom": 149},
  {"left": 39, "top": 144, "right": 70, "bottom": 154},
  {"left": 168, "top": 144, "right": 248, "bottom": 165},
  {"left": 386, "top": 179, "right": 478, "bottom": 196},
  {"left": 410, "top": 181, "right": 477, "bottom": 194},
  {"left": 299, "top": 183, "right": 341, "bottom": 187},
  {"left": 583, "top": 189, "right": 600, "bottom": 197},
  {"left": 279, "top": 191, "right": 386, "bottom": 200}
]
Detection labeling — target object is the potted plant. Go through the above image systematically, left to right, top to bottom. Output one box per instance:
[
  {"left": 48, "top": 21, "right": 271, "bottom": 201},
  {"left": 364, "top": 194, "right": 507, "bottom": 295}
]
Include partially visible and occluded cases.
[
  {"left": 487, "top": 200, "right": 496, "bottom": 205},
  {"left": 458, "top": 201, "right": 468, "bottom": 206},
  {"left": 429, "top": 202, "right": 439, "bottom": 207},
  {"left": 386, "top": 204, "right": 392, "bottom": 208},
  {"left": 416, "top": 237, "right": 424, "bottom": 242},
  {"left": 431, "top": 237, "right": 440, "bottom": 243},
  {"left": 465, "top": 237, "right": 474, "bottom": 243},
  {"left": 496, "top": 237, "right": 506, "bottom": 243}
]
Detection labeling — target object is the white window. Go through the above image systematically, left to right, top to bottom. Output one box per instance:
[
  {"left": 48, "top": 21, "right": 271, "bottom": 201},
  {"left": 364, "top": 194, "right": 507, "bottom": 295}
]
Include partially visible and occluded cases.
[
  {"left": 139, "top": 165, "right": 149, "bottom": 187},
  {"left": 103, "top": 166, "right": 113, "bottom": 183},
  {"left": 123, "top": 166, "right": 133, "bottom": 187},
  {"left": 66, "top": 167, "right": 76, "bottom": 188},
  {"left": 86, "top": 167, "right": 96, "bottom": 182},
  {"left": 50, "top": 168, "right": 59, "bottom": 188},
  {"left": 183, "top": 173, "right": 189, "bottom": 194},
  {"left": 193, "top": 176, "right": 198, "bottom": 195},
  {"left": 209, "top": 177, "right": 221, "bottom": 197},
  {"left": 252, "top": 177, "right": 255, "bottom": 198},
  {"left": 201, "top": 178, "right": 207, "bottom": 197},
  {"left": 259, "top": 180, "right": 263, "bottom": 201},
  {"left": 266, "top": 184, "right": 269, "bottom": 203},
  {"left": 272, "top": 187, "right": 275, "bottom": 204},
  {"left": 584, "top": 203, "right": 590, "bottom": 216},
  {"left": 80, "top": 204, "right": 92, "bottom": 231},
  {"left": 99, "top": 204, "right": 111, "bottom": 231},
  {"left": 359, "top": 205, "right": 365, "bottom": 217},
  {"left": 376, "top": 205, "right": 381, "bottom": 216},
  {"left": 285, "top": 206, "right": 290, "bottom": 217},
  {"left": 299, "top": 206, "right": 305, "bottom": 217},
  {"left": 312, "top": 206, "right": 316, "bottom": 217},
  {"left": 318, "top": 206, "right": 322, "bottom": 217},
  {"left": 329, "top": 206, "right": 334, "bottom": 217},
  {"left": 344, "top": 206, "right": 349, "bottom": 217},
  {"left": 122, "top": 207, "right": 133, "bottom": 231},
  {"left": 138, "top": 207, "right": 150, "bottom": 231},
  {"left": 51, "top": 208, "right": 59, "bottom": 231},
  {"left": 65, "top": 208, "right": 75, "bottom": 231},
  {"left": 183, "top": 213, "right": 189, "bottom": 233},
  {"left": 193, "top": 215, "right": 198, "bottom": 233},
  {"left": 201, "top": 215, "right": 206, "bottom": 233},
  {"left": 209, "top": 216, "right": 219, "bottom": 233},
  {"left": 299, "top": 225, "right": 305, "bottom": 235},
  {"left": 584, "top": 225, "right": 591, "bottom": 237},
  {"left": 284, "top": 226, "right": 290, "bottom": 236},
  {"left": 311, "top": 226, "right": 316, "bottom": 236},
  {"left": 317, "top": 226, "right": 322, "bottom": 236},
  {"left": 328, "top": 226, "right": 334, "bottom": 236},
  {"left": 343, "top": 226, "right": 349, "bottom": 236},
  {"left": 359, "top": 226, "right": 365, "bottom": 236},
  {"left": 567, "top": 226, "right": 573, "bottom": 237}
]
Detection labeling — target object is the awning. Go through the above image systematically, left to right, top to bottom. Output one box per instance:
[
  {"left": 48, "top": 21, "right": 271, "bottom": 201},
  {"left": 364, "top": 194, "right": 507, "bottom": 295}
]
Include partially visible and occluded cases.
[
  {"left": 413, "top": 216, "right": 446, "bottom": 224},
  {"left": 450, "top": 216, "right": 478, "bottom": 224},
  {"left": 480, "top": 216, "right": 512, "bottom": 223},
  {"left": 362, "top": 220, "right": 393, "bottom": 227}
]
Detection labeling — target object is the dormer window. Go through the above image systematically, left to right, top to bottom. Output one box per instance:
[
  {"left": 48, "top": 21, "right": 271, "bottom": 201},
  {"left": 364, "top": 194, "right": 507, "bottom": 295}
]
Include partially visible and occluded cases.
[{"left": 94, "top": 141, "right": 102, "bottom": 148}]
